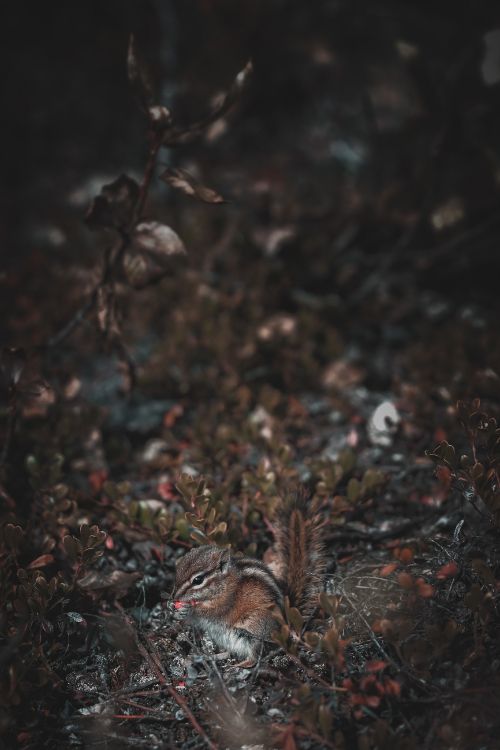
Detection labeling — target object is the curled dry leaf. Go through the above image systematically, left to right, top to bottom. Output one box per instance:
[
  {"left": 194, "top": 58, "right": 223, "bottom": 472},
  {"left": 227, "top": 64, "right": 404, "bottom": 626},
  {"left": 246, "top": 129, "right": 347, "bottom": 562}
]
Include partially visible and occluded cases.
[
  {"left": 162, "top": 60, "right": 253, "bottom": 146},
  {"left": 160, "top": 167, "right": 226, "bottom": 204},
  {"left": 85, "top": 174, "right": 140, "bottom": 231},
  {"left": 123, "top": 221, "right": 187, "bottom": 289},
  {"left": 77, "top": 569, "right": 141, "bottom": 597}
]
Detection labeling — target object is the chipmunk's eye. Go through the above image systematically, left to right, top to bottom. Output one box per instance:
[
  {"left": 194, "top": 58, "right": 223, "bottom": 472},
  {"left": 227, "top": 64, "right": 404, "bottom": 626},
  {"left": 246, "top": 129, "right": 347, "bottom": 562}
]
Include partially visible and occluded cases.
[{"left": 192, "top": 573, "right": 205, "bottom": 586}]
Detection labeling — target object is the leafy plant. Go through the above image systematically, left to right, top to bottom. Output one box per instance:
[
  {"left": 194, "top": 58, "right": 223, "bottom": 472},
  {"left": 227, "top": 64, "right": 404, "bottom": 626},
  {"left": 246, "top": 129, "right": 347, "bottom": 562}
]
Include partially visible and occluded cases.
[
  {"left": 46, "top": 36, "right": 252, "bottom": 389},
  {"left": 427, "top": 399, "right": 500, "bottom": 525}
]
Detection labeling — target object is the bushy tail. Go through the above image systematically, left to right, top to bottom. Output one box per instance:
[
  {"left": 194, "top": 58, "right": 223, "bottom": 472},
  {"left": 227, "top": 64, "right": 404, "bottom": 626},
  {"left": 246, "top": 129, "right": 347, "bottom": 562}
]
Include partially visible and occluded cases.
[{"left": 274, "top": 488, "right": 326, "bottom": 617}]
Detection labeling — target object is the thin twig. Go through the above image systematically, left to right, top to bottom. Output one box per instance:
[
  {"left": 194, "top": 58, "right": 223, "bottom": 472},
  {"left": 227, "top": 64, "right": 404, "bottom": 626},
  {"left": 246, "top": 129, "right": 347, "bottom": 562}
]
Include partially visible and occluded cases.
[
  {"left": 45, "top": 128, "right": 162, "bottom": 362},
  {"left": 135, "top": 136, "right": 162, "bottom": 222},
  {"left": 46, "top": 288, "right": 99, "bottom": 348},
  {"left": 341, "top": 589, "right": 435, "bottom": 695},
  {"left": 133, "top": 629, "right": 218, "bottom": 750}
]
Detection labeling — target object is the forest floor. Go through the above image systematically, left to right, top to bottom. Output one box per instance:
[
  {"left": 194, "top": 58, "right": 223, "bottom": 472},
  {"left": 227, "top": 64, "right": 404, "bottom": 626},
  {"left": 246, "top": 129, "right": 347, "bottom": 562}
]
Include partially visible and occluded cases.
[{"left": 2, "top": 207, "right": 500, "bottom": 750}]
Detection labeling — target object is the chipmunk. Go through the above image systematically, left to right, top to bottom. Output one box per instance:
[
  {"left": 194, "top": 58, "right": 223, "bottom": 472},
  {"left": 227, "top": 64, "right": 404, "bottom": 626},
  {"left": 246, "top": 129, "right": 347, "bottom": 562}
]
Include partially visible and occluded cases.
[{"left": 172, "top": 491, "right": 326, "bottom": 664}]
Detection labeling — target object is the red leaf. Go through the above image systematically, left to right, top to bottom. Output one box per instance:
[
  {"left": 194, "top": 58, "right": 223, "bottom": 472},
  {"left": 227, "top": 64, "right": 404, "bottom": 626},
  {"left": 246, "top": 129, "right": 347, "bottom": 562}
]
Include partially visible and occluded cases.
[
  {"left": 163, "top": 403, "right": 184, "bottom": 428},
  {"left": 433, "top": 427, "right": 447, "bottom": 443},
  {"left": 436, "top": 465, "right": 452, "bottom": 494},
  {"left": 89, "top": 469, "right": 108, "bottom": 493},
  {"left": 158, "top": 481, "right": 175, "bottom": 500},
  {"left": 105, "top": 535, "right": 115, "bottom": 550},
  {"left": 151, "top": 546, "right": 164, "bottom": 563},
  {"left": 394, "top": 546, "right": 413, "bottom": 563},
  {"left": 27, "top": 554, "right": 54, "bottom": 569},
  {"left": 436, "top": 561, "right": 459, "bottom": 580},
  {"left": 380, "top": 563, "right": 398, "bottom": 577},
  {"left": 398, "top": 572, "right": 414, "bottom": 590},
  {"left": 416, "top": 578, "right": 434, "bottom": 598},
  {"left": 366, "top": 659, "right": 388, "bottom": 673},
  {"left": 359, "top": 675, "right": 377, "bottom": 691},
  {"left": 383, "top": 678, "right": 401, "bottom": 697}
]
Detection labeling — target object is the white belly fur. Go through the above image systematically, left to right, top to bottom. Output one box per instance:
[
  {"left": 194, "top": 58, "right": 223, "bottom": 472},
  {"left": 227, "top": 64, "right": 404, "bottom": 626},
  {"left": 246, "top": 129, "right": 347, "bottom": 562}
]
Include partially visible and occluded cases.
[{"left": 196, "top": 616, "right": 254, "bottom": 658}]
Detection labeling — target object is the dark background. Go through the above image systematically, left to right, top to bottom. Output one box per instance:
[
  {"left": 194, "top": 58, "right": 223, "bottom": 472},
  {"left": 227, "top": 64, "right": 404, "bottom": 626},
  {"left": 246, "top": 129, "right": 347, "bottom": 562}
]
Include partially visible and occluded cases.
[{"left": 3, "top": 0, "right": 500, "bottom": 297}]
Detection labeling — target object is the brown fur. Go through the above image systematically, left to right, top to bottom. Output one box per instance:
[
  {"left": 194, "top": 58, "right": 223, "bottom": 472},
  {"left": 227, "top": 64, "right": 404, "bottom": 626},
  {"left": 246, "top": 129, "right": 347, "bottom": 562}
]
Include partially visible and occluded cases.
[{"left": 273, "top": 489, "right": 326, "bottom": 616}]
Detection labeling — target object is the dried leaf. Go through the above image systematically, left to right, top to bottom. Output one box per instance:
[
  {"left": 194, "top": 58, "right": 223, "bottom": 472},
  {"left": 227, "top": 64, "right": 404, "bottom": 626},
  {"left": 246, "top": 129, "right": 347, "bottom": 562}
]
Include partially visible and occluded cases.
[
  {"left": 162, "top": 60, "right": 253, "bottom": 146},
  {"left": 160, "top": 167, "right": 226, "bottom": 204},
  {"left": 85, "top": 174, "right": 140, "bottom": 231},
  {"left": 123, "top": 221, "right": 187, "bottom": 288},
  {"left": 27, "top": 554, "right": 54, "bottom": 570},
  {"left": 77, "top": 570, "right": 141, "bottom": 597}
]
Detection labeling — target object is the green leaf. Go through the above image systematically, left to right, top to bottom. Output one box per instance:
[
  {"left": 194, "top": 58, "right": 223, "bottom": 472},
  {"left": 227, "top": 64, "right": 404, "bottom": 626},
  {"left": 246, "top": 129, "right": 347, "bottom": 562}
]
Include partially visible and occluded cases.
[
  {"left": 338, "top": 449, "right": 356, "bottom": 474},
  {"left": 347, "top": 477, "right": 360, "bottom": 503},
  {"left": 318, "top": 705, "right": 333, "bottom": 738}
]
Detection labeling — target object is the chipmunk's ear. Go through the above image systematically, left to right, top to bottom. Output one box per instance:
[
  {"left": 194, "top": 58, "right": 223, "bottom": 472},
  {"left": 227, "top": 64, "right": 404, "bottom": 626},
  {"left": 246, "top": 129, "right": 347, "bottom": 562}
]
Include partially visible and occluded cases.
[{"left": 219, "top": 547, "right": 231, "bottom": 573}]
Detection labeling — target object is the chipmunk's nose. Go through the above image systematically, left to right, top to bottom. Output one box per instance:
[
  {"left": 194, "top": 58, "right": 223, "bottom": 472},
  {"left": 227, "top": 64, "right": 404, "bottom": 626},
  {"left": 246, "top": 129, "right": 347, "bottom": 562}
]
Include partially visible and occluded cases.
[{"left": 171, "top": 598, "right": 196, "bottom": 620}]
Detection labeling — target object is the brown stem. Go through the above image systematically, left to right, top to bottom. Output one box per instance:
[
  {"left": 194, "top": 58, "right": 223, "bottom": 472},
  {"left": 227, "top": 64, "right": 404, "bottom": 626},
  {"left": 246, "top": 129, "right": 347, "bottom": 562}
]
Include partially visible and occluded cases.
[
  {"left": 134, "top": 134, "right": 162, "bottom": 223},
  {"left": 46, "top": 289, "right": 99, "bottom": 349}
]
